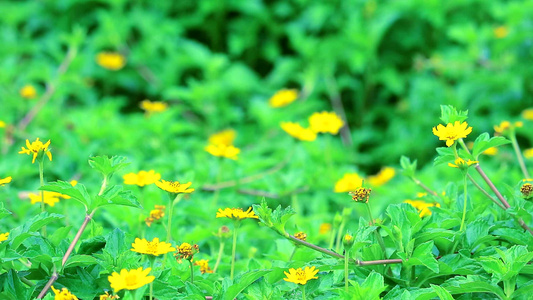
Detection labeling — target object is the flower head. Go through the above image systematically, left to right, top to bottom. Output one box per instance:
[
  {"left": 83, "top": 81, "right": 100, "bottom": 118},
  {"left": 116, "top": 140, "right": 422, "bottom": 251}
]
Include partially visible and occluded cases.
[
  {"left": 493, "top": 26, "right": 509, "bottom": 39},
  {"left": 96, "top": 52, "right": 126, "bottom": 70},
  {"left": 20, "top": 84, "right": 37, "bottom": 99},
  {"left": 268, "top": 89, "right": 298, "bottom": 108},
  {"left": 140, "top": 100, "right": 168, "bottom": 116},
  {"left": 522, "top": 108, "right": 533, "bottom": 120},
  {"left": 308, "top": 111, "right": 344, "bottom": 135},
  {"left": 0, "top": 120, "right": 6, "bottom": 128},
  {"left": 432, "top": 121, "right": 472, "bottom": 147},
  {"left": 494, "top": 121, "right": 522, "bottom": 136},
  {"left": 280, "top": 122, "right": 316, "bottom": 141},
  {"left": 208, "top": 129, "right": 236, "bottom": 146},
  {"left": 19, "top": 138, "right": 52, "bottom": 163},
  {"left": 205, "top": 143, "right": 240, "bottom": 160},
  {"left": 482, "top": 147, "right": 498, "bottom": 156},
  {"left": 525, "top": 148, "right": 533, "bottom": 159},
  {"left": 448, "top": 157, "right": 479, "bottom": 169},
  {"left": 367, "top": 167, "right": 395, "bottom": 186},
  {"left": 123, "top": 170, "right": 161, "bottom": 187},
  {"left": 334, "top": 173, "right": 363, "bottom": 193},
  {"left": 0, "top": 176, "right": 12, "bottom": 186},
  {"left": 155, "top": 179, "right": 194, "bottom": 194},
  {"left": 521, "top": 183, "right": 532, "bottom": 199},
  {"left": 349, "top": 187, "right": 372, "bottom": 203},
  {"left": 28, "top": 191, "right": 63, "bottom": 207},
  {"left": 404, "top": 200, "right": 441, "bottom": 218},
  {"left": 145, "top": 205, "right": 165, "bottom": 227},
  {"left": 216, "top": 207, "right": 259, "bottom": 220},
  {"left": 319, "top": 223, "right": 331, "bottom": 234},
  {"left": 294, "top": 231, "right": 307, "bottom": 241},
  {"left": 0, "top": 232, "right": 9, "bottom": 242},
  {"left": 343, "top": 234, "right": 354, "bottom": 249},
  {"left": 131, "top": 237, "right": 175, "bottom": 256},
  {"left": 176, "top": 242, "right": 199, "bottom": 261},
  {"left": 194, "top": 259, "right": 214, "bottom": 274},
  {"left": 283, "top": 266, "right": 319, "bottom": 285},
  {"left": 108, "top": 267, "right": 155, "bottom": 292},
  {"left": 51, "top": 286, "right": 79, "bottom": 300},
  {"left": 99, "top": 291, "right": 119, "bottom": 300}
]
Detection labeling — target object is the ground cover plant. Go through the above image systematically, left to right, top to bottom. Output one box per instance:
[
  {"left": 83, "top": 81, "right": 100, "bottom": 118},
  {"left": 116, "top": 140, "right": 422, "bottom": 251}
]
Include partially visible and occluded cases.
[{"left": 1, "top": 0, "right": 533, "bottom": 299}]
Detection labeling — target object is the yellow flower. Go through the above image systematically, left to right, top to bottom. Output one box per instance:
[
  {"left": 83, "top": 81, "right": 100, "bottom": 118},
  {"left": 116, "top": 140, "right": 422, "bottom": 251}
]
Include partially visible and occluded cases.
[
  {"left": 493, "top": 26, "right": 509, "bottom": 39},
  {"left": 96, "top": 52, "right": 126, "bottom": 70},
  {"left": 20, "top": 84, "right": 37, "bottom": 99},
  {"left": 268, "top": 89, "right": 299, "bottom": 108},
  {"left": 140, "top": 100, "right": 168, "bottom": 115},
  {"left": 522, "top": 108, "right": 533, "bottom": 120},
  {"left": 308, "top": 111, "right": 344, "bottom": 134},
  {"left": 0, "top": 120, "right": 5, "bottom": 128},
  {"left": 494, "top": 120, "right": 522, "bottom": 135},
  {"left": 432, "top": 121, "right": 473, "bottom": 147},
  {"left": 280, "top": 122, "right": 317, "bottom": 141},
  {"left": 208, "top": 129, "right": 236, "bottom": 146},
  {"left": 19, "top": 138, "right": 52, "bottom": 164},
  {"left": 205, "top": 143, "right": 240, "bottom": 160},
  {"left": 482, "top": 147, "right": 498, "bottom": 156},
  {"left": 524, "top": 148, "right": 533, "bottom": 159},
  {"left": 448, "top": 157, "right": 479, "bottom": 169},
  {"left": 367, "top": 167, "right": 395, "bottom": 186},
  {"left": 123, "top": 170, "right": 161, "bottom": 187},
  {"left": 334, "top": 173, "right": 363, "bottom": 193},
  {"left": 0, "top": 176, "right": 12, "bottom": 186},
  {"left": 155, "top": 179, "right": 194, "bottom": 194},
  {"left": 521, "top": 183, "right": 532, "bottom": 198},
  {"left": 349, "top": 187, "right": 372, "bottom": 203},
  {"left": 28, "top": 191, "right": 62, "bottom": 207},
  {"left": 404, "top": 200, "right": 440, "bottom": 218},
  {"left": 145, "top": 205, "right": 165, "bottom": 227},
  {"left": 216, "top": 207, "right": 259, "bottom": 220},
  {"left": 319, "top": 223, "right": 331, "bottom": 234},
  {"left": 294, "top": 231, "right": 307, "bottom": 241},
  {"left": 0, "top": 232, "right": 9, "bottom": 242},
  {"left": 343, "top": 234, "right": 354, "bottom": 249},
  {"left": 131, "top": 237, "right": 175, "bottom": 256},
  {"left": 176, "top": 242, "right": 199, "bottom": 260},
  {"left": 194, "top": 259, "right": 214, "bottom": 274},
  {"left": 283, "top": 266, "right": 319, "bottom": 285},
  {"left": 108, "top": 267, "right": 155, "bottom": 292},
  {"left": 51, "top": 286, "right": 79, "bottom": 300},
  {"left": 99, "top": 291, "right": 119, "bottom": 300}
]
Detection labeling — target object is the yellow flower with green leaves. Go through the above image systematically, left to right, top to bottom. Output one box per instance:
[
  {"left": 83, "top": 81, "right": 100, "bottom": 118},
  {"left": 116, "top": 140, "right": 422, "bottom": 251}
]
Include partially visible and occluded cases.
[
  {"left": 96, "top": 52, "right": 126, "bottom": 70},
  {"left": 20, "top": 84, "right": 37, "bottom": 99},
  {"left": 269, "top": 89, "right": 298, "bottom": 108},
  {"left": 308, "top": 111, "right": 344, "bottom": 134},
  {"left": 494, "top": 120, "right": 522, "bottom": 135},
  {"left": 432, "top": 121, "right": 472, "bottom": 147},
  {"left": 280, "top": 122, "right": 317, "bottom": 141},
  {"left": 208, "top": 129, "right": 236, "bottom": 146},
  {"left": 19, "top": 138, "right": 52, "bottom": 164},
  {"left": 205, "top": 143, "right": 240, "bottom": 160},
  {"left": 448, "top": 157, "right": 478, "bottom": 169},
  {"left": 123, "top": 170, "right": 161, "bottom": 186},
  {"left": 334, "top": 173, "right": 363, "bottom": 193},
  {"left": 0, "top": 176, "right": 12, "bottom": 186},
  {"left": 155, "top": 179, "right": 194, "bottom": 194},
  {"left": 349, "top": 187, "right": 372, "bottom": 203},
  {"left": 28, "top": 191, "right": 62, "bottom": 207},
  {"left": 404, "top": 200, "right": 440, "bottom": 218},
  {"left": 216, "top": 207, "right": 258, "bottom": 220},
  {"left": 0, "top": 232, "right": 9, "bottom": 242},
  {"left": 131, "top": 237, "right": 175, "bottom": 256},
  {"left": 176, "top": 242, "right": 199, "bottom": 260},
  {"left": 194, "top": 259, "right": 214, "bottom": 274},
  {"left": 283, "top": 266, "right": 319, "bottom": 285},
  {"left": 108, "top": 267, "right": 155, "bottom": 292},
  {"left": 51, "top": 286, "right": 78, "bottom": 300},
  {"left": 99, "top": 291, "right": 119, "bottom": 300}
]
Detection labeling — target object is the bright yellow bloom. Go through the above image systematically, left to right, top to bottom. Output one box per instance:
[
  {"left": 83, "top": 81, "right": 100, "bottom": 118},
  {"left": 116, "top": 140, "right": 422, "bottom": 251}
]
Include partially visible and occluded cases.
[
  {"left": 493, "top": 26, "right": 509, "bottom": 39},
  {"left": 96, "top": 52, "right": 126, "bottom": 70},
  {"left": 20, "top": 84, "right": 37, "bottom": 99},
  {"left": 268, "top": 89, "right": 298, "bottom": 108},
  {"left": 140, "top": 100, "right": 168, "bottom": 115},
  {"left": 522, "top": 108, "right": 533, "bottom": 120},
  {"left": 308, "top": 111, "right": 344, "bottom": 134},
  {"left": 494, "top": 120, "right": 522, "bottom": 135},
  {"left": 0, "top": 121, "right": 5, "bottom": 128},
  {"left": 432, "top": 121, "right": 472, "bottom": 147},
  {"left": 280, "top": 122, "right": 317, "bottom": 141},
  {"left": 208, "top": 129, "right": 237, "bottom": 146},
  {"left": 19, "top": 138, "right": 52, "bottom": 164},
  {"left": 205, "top": 143, "right": 240, "bottom": 160},
  {"left": 482, "top": 147, "right": 498, "bottom": 156},
  {"left": 524, "top": 148, "right": 533, "bottom": 159},
  {"left": 448, "top": 157, "right": 479, "bottom": 168},
  {"left": 367, "top": 167, "right": 395, "bottom": 186},
  {"left": 123, "top": 170, "right": 161, "bottom": 187},
  {"left": 334, "top": 173, "right": 363, "bottom": 193},
  {"left": 0, "top": 176, "right": 12, "bottom": 186},
  {"left": 155, "top": 179, "right": 194, "bottom": 194},
  {"left": 521, "top": 183, "right": 532, "bottom": 198},
  {"left": 349, "top": 187, "right": 372, "bottom": 203},
  {"left": 28, "top": 191, "right": 62, "bottom": 207},
  {"left": 404, "top": 200, "right": 440, "bottom": 218},
  {"left": 145, "top": 205, "right": 165, "bottom": 227},
  {"left": 216, "top": 207, "right": 259, "bottom": 220},
  {"left": 319, "top": 223, "right": 331, "bottom": 234},
  {"left": 294, "top": 231, "right": 307, "bottom": 241},
  {"left": 0, "top": 232, "right": 9, "bottom": 242},
  {"left": 131, "top": 237, "right": 175, "bottom": 256},
  {"left": 176, "top": 242, "right": 199, "bottom": 260},
  {"left": 194, "top": 259, "right": 214, "bottom": 274},
  {"left": 283, "top": 266, "right": 319, "bottom": 285},
  {"left": 108, "top": 267, "right": 155, "bottom": 292},
  {"left": 51, "top": 286, "right": 79, "bottom": 300},
  {"left": 99, "top": 291, "right": 119, "bottom": 300}
]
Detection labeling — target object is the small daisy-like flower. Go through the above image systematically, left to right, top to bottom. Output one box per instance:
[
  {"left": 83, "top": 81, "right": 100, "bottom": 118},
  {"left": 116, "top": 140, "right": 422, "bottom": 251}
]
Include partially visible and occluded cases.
[
  {"left": 493, "top": 26, "right": 509, "bottom": 39},
  {"left": 96, "top": 52, "right": 126, "bottom": 70},
  {"left": 19, "top": 84, "right": 37, "bottom": 99},
  {"left": 268, "top": 89, "right": 299, "bottom": 108},
  {"left": 140, "top": 100, "right": 168, "bottom": 116},
  {"left": 522, "top": 108, "right": 533, "bottom": 120},
  {"left": 308, "top": 111, "right": 344, "bottom": 135},
  {"left": 0, "top": 120, "right": 6, "bottom": 128},
  {"left": 432, "top": 121, "right": 473, "bottom": 147},
  {"left": 494, "top": 121, "right": 522, "bottom": 135},
  {"left": 280, "top": 122, "right": 317, "bottom": 141},
  {"left": 208, "top": 129, "right": 236, "bottom": 146},
  {"left": 19, "top": 138, "right": 52, "bottom": 164},
  {"left": 205, "top": 143, "right": 240, "bottom": 160},
  {"left": 525, "top": 148, "right": 533, "bottom": 159},
  {"left": 448, "top": 157, "right": 479, "bottom": 169},
  {"left": 367, "top": 167, "right": 395, "bottom": 186},
  {"left": 123, "top": 170, "right": 161, "bottom": 187},
  {"left": 334, "top": 173, "right": 363, "bottom": 193},
  {"left": 0, "top": 176, "right": 12, "bottom": 186},
  {"left": 155, "top": 179, "right": 194, "bottom": 194},
  {"left": 521, "top": 183, "right": 532, "bottom": 199},
  {"left": 349, "top": 187, "right": 372, "bottom": 203},
  {"left": 28, "top": 191, "right": 62, "bottom": 207},
  {"left": 404, "top": 200, "right": 441, "bottom": 218},
  {"left": 145, "top": 205, "right": 165, "bottom": 227},
  {"left": 216, "top": 207, "right": 259, "bottom": 220},
  {"left": 319, "top": 223, "right": 331, "bottom": 234},
  {"left": 294, "top": 231, "right": 307, "bottom": 241},
  {"left": 0, "top": 232, "right": 9, "bottom": 242},
  {"left": 131, "top": 237, "right": 176, "bottom": 256},
  {"left": 176, "top": 242, "right": 199, "bottom": 261},
  {"left": 194, "top": 259, "right": 214, "bottom": 274},
  {"left": 283, "top": 266, "right": 319, "bottom": 285},
  {"left": 108, "top": 267, "right": 155, "bottom": 293},
  {"left": 51, "top": 286, "right": 79, "bottom": 300},
  {"left": 99, "top": 291, "right": 119, "bottom": 300}
]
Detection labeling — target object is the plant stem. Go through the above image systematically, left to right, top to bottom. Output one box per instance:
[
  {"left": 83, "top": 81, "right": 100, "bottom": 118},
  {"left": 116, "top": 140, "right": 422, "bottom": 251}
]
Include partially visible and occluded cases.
[
  {"left": 510, "top": 134, "right": 531, "bottom": 179},
  {"left": 38, "top": 160, "right": 47, "bottom": 238},
  {"left": 466, "top": 173, "right": 506, "bottom": 210},
  {"left": 460, "top": 174, "right": 468, "bottom": 231},
  {"left": 411, "top": 177, "right": 439, "bottom": 197},
  {"left": 166, "top": 194, "right": 182, "bottom": 242},
  {"left": 364, "top": 202, "right": 387, "bottom": 256},
  {"left": 335, "top": 218, "right": 346, "bottom": 253},
  {"left": 230, "top": 221, "right": 240, "bottom": 281},
  {"left": 213, "top": 240, "right": 225, "bottom": 273},
  {"left": 289, "top": 246, "right": 298, "bottom": 261},
  {"left": 344, "top": 249, "right": 349, "bottom": 292},
  {"left": 149, "top": 257, "right": 155, "bottom": 300},
  {"left": 188, "top": 259, "right": 194, "bottom": 284},
  {"left": 301, "top": 285, "right": 307, "bottom": 300}
]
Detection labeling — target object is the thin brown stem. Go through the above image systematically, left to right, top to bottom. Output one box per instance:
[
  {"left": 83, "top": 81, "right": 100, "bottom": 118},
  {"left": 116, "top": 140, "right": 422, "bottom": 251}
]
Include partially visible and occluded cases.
[
  {"left": 510, "top": 135, "right": 531, "bottom": 179},
  {"left": 466, "top": 173, "right": 505, "bottom": 210},
  {"left": 412, "top": 177, "right": 439, "bottom": 197},
  {"left": 37, "top": 273, "right": 58, "bottom": 299}
]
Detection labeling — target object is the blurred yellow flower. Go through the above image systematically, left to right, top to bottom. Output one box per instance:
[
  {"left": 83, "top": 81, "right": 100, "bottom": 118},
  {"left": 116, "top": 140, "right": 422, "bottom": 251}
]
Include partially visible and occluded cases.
[
  {"left": 493, "top": 26, "right": 509, "bottom": 39},
  {"left": 96, "top": 52, "right": 126, "bottom": 70},
  {"left": 19, "top": 84, "right": 37, "bottom": 99},
  {"left": 268, "top": 89, "right": 298, "bottom": 108},
  {"left": 140, "top": 100, "right": 168, "bottom": 115},
  {"left": 522, "top": 108, "right": 533, "bottom": 120},
  {"left": 308, "top": 111, "right": 344, "bottom": 134},
  {"left": 494, "top": 120, "right": 522, "bottom": 135},
  {"left": 0, "top": 121, "right": 5, "bottom": 128},
  {"left": 432, "top": 121, "right": 472, "bottom": 147},
  {"left": 280, "top": 122, "right": 316, "bottom": 141},
  {"left": 208, "top": 129, "right": 236, "bottom": 146},
  {"left": 19, "top": 138, "right": 52, "bottom": 164},
  {"left": 205, "top": 143, "right": 240, "bottom": 160},
  {"left": 482, "top": 147, "right": 498, "bottom": 156},
  {"left": 524, "top": 148, "right": 533, "bottom": 159},
  {"left": 448, "top": 157, "right": 478, "bottom": 169},
  {"left": 367, "top": 167, "right": 395, "bottom": 186},
  {"left": 123, "top": 170, "right": 161, "bottom": 187},
  {"left": 334, "top": 173, "right": 363, "bottom": 193},
  {"left": 0, "top": 176, "right": 12, "bottom": 186},
  {"left": 155, "top": 179, "right": 194, "bottom": 194},
  {"left": 28, "top": 191, "right": 63, "bottom": 207},
  {"left": 404, "top": 200, "right": 440, "bottom": 218},
  {"left": 145, "top": 205, "right": 165, "bottom": 227},
  {"left": 216, "top": 207, "right": 258, "bottom": 220},
  {"left": 319, "top": 223, "right": 331, "bottom": 234},
  {"left": 294, "top": 231, "right": 307, "bottom": 241},
  {"left": 0, "top": 232, "right": 9, "bottom": 242},
  {"left": 131, "top": 237, "right": 175, "bottom": 256},
  {"left": 176, "top": 242, "right": 199, "bottom": 260},
  {"left": 194, "top": 259, "right": 214, "bottom": 274},
  {"left": 283, "top": 266, "right": 319, "bottom": 285},
  {"left": 108, "top": 267, "right": 154, "bottom": 292},
  {"left": 51, "top": 286, "right": 79, "bottom": 300},
  {"left": 99, "top": 291, "right": 119, "bottom": 300}
]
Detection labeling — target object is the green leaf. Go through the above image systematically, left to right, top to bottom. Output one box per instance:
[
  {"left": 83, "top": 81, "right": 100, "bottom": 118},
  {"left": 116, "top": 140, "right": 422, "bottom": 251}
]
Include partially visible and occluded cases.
[
  {"left": 439, "top": 105, "right": 468, "bottom": 124},
  {"left": 471, "top": 134, "right": 510, "bottom": 159},
  {"left": 88, "top": 155, "right": 129, "bottom": 178},
  {"left": 400, "top": 156, "right": 417, "bottom": 178},
  {"left": 40, "top": 180, "right": 91, "bottom": 209},
  {"left": 93, "top": 185, "right": 141, "bottom": 209},
  {"left": 252, "top": 199, "right": 295, "bottom": 236},
  {"left": 0, "top": 202, "right": 12, "bottom": 220},
  {"left": 9, "top": 212, "right": 64, "bottom": 249},
  {"left": 464, "top": 218, "right": 493, "bottom": 250},
  {"left": 48, "top": 226, "right": 72, "bottom": 247},
  {"left": 104, "top": 228, "right": 127, "bottom": 259},
  {"left": 406, "top": 241, "right": 439, "bottom": 273},
  {"left": 63, "top": 255, "right": 98, "bottom": 269},
  {"left": 222, "top": 269, "right": 272, "bottom": 300},
  {"left": 2, "top": 270, "right": 29, "bottom": 299},
  {"left": 352, "top": 271, "right": 386, "bottom": 300},
  {"left": 442, "top": 275, "right": 506, "bottom": 299},
  {"left": 431, "top": 284, "right": 454, "bottom": 300}
]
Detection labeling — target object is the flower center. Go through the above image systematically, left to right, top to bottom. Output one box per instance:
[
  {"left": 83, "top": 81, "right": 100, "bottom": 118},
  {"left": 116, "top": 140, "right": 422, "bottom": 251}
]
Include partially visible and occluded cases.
[
  {"left": 147, "top": 241, "right": 158, "bottom": 254},
  {"left": 296, "top": 270, "right": 306, "bottom": 281},
  {"left": 125, "top": 274, "right": 138, "bottom": 287}
]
